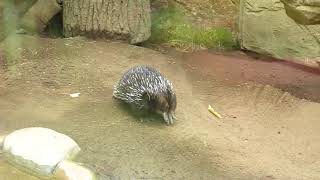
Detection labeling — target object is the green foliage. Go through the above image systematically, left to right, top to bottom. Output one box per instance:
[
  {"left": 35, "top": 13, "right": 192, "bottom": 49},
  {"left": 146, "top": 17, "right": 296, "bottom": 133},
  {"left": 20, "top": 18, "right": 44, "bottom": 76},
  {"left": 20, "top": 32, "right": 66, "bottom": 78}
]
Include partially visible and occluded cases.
[{"left": 149, "top": 6, "right": 238, "bottom": 50}]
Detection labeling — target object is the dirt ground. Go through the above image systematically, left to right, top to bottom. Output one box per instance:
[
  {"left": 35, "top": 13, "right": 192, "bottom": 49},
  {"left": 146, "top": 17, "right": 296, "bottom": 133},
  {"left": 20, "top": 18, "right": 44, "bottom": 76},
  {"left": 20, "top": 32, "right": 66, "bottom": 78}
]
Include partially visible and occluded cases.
[
  {"left": 151, "top": 0, "right": 238, "bottom": 30},
  {"left": 0, "top": 35, "right": 320, "bottom": 180}
]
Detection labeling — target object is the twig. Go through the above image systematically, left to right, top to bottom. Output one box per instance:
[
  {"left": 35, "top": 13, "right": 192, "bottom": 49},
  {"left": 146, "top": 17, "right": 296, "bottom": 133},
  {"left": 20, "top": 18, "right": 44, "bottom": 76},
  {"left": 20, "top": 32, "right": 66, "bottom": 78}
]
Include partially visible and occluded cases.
[{"left": 208, "top": 104, "right": 222, "bottom": 118}]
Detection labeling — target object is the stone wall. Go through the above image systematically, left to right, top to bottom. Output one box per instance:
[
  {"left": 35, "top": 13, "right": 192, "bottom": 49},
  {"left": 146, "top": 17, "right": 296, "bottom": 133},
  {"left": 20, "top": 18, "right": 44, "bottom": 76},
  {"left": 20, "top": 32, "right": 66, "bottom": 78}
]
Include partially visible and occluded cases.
[
  {"left": 239, "top": 0, "right": 320, "bottom": 67},
  {"left": 281, "top": 0, "right": 320, "bottom": 25}
]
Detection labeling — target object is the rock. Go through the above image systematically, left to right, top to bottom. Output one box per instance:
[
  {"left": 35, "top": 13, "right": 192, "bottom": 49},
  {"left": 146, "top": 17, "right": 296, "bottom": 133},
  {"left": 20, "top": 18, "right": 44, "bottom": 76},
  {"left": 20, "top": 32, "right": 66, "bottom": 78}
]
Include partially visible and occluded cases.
[
  {"left": 0, "top": 0, "right": 37, "bottom": 41},
  {"left": 20, "top": 0, "right": 62, "bottom": 33},
  {"left": 239, "top": 0, "right": 320, "bottom": 67},
  {"left": 281, "top": 0, "right": 320, "bottom": 25},
  {"left": 2, "top": 127, "right": 81, "bottom": 177},
  {"left": 54, "top": 160, "right": 96, "bottom": 180}
]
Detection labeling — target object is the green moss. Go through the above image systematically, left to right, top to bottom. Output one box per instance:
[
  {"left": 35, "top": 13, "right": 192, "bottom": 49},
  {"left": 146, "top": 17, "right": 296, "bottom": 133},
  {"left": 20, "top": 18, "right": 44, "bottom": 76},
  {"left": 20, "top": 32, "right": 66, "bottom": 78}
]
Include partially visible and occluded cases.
[{"left": 149, "top": 6, "right": 238, "bottom": 50}]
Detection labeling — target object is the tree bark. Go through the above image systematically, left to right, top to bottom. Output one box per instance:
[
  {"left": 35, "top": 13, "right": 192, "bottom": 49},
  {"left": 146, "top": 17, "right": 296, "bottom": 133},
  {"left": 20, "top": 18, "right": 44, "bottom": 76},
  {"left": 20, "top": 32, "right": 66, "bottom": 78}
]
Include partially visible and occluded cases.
[{"left": 63, "top": 0, "right": 151, "bottom": 44}]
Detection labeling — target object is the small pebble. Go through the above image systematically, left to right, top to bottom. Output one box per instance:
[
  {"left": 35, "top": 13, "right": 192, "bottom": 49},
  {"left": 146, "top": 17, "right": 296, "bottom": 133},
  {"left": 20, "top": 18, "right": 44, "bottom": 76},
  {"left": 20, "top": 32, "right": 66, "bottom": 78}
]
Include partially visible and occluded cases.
[{"left": 70, "top": 93, "right": 80, "bottom": 98}]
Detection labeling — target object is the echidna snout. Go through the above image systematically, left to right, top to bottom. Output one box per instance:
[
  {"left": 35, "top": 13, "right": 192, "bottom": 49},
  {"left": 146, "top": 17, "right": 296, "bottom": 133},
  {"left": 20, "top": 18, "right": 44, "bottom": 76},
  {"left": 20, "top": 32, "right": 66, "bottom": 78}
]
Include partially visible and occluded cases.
[{"left": 143, "top": 91, "right": 177, "bottom": 125}]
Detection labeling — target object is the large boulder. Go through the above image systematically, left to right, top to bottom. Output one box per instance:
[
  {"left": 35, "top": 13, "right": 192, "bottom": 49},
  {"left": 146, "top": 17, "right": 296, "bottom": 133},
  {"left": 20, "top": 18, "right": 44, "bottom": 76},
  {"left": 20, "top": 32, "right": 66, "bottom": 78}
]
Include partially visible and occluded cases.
[
  {"left": 0, "top": 0, "right": 37, "bottom": 41},
  {"left": 0, "top": 0, "right": 62, "bottom": 41},
  {"left": 20, "top": 0, "right": 62, "bottom": 33},
  {"left": 238, "top": 0, "right": 320, "bottom": 67},
  {"left": 281, "top": 0, "right": 320, "bottom": 25},
  {"left": 2, "top": 127, "right": 81, "bottom": 177}
]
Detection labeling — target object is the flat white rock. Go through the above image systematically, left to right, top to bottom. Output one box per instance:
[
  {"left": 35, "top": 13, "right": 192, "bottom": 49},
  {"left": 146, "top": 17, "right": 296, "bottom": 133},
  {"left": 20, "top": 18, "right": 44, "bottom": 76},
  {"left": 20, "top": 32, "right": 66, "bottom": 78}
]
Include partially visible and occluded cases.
[{"left": 3, "top": 127, "right": 81, "bottom": 176}]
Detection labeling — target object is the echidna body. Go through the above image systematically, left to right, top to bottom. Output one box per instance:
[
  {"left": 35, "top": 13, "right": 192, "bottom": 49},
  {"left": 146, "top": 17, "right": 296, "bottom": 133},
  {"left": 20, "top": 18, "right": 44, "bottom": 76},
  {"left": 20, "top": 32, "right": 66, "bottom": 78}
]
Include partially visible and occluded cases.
[{"left": 113, "top": 65, "right": 177, "bottom": 125}]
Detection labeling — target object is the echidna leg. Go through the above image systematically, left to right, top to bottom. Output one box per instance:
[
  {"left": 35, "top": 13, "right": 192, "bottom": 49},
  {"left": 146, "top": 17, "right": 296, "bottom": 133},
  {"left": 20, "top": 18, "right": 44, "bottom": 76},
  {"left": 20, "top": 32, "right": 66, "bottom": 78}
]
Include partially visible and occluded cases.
[
  {"left": 162, "top": 112, "right": 170, "bottom": 125},
  {"left": 168, "top": 112, "right": 174, "bottom": 125},
  {"left": 171, "top": 112, "right": 177, "bottom": 120}
]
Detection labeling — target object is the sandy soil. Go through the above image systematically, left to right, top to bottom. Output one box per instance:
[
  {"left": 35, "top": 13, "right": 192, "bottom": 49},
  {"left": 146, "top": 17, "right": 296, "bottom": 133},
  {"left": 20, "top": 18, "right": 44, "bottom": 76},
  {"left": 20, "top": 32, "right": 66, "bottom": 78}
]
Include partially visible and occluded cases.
[{"left": 0, "top": 35, "right": 319, "bottom": 180}]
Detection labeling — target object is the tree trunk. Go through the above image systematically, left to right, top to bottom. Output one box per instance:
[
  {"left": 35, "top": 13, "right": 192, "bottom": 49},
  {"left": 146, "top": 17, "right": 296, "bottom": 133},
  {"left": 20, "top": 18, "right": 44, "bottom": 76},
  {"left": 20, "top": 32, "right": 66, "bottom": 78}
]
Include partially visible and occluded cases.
[{"left": 63, "top": 0, "right": 151, "bottom": 44}]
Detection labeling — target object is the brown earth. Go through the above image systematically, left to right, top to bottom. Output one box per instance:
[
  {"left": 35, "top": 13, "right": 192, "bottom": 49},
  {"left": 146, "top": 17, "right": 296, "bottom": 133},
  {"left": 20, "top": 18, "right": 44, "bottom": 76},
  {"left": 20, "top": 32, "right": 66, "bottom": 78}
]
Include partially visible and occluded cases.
[
  {"left": 0, "top": 35, "right": 319, "bottom": 180},
  {"left": 182, "top": 50, "right": 320, "bottom": 102}
]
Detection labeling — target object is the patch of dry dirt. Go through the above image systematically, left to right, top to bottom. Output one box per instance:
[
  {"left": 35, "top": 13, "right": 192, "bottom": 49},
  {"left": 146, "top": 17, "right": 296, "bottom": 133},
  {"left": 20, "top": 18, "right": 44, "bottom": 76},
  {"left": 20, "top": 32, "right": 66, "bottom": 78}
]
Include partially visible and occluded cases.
[
  {"left": 151, "top": 0, "right": 238, "bottom": 30},
  {"left": 176, "top": 0, "right": 238, "bottom": 30},
  {"left": 0, "top": 35, "right": 319, "bottom": 180}
]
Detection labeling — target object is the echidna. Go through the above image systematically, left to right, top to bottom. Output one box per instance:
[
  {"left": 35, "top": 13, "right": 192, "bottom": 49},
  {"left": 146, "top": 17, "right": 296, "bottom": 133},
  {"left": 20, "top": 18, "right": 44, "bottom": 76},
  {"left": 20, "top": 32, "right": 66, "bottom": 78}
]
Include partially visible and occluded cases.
[{"left": 113, "top": 65, "right": 177, "bottom": 125}]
